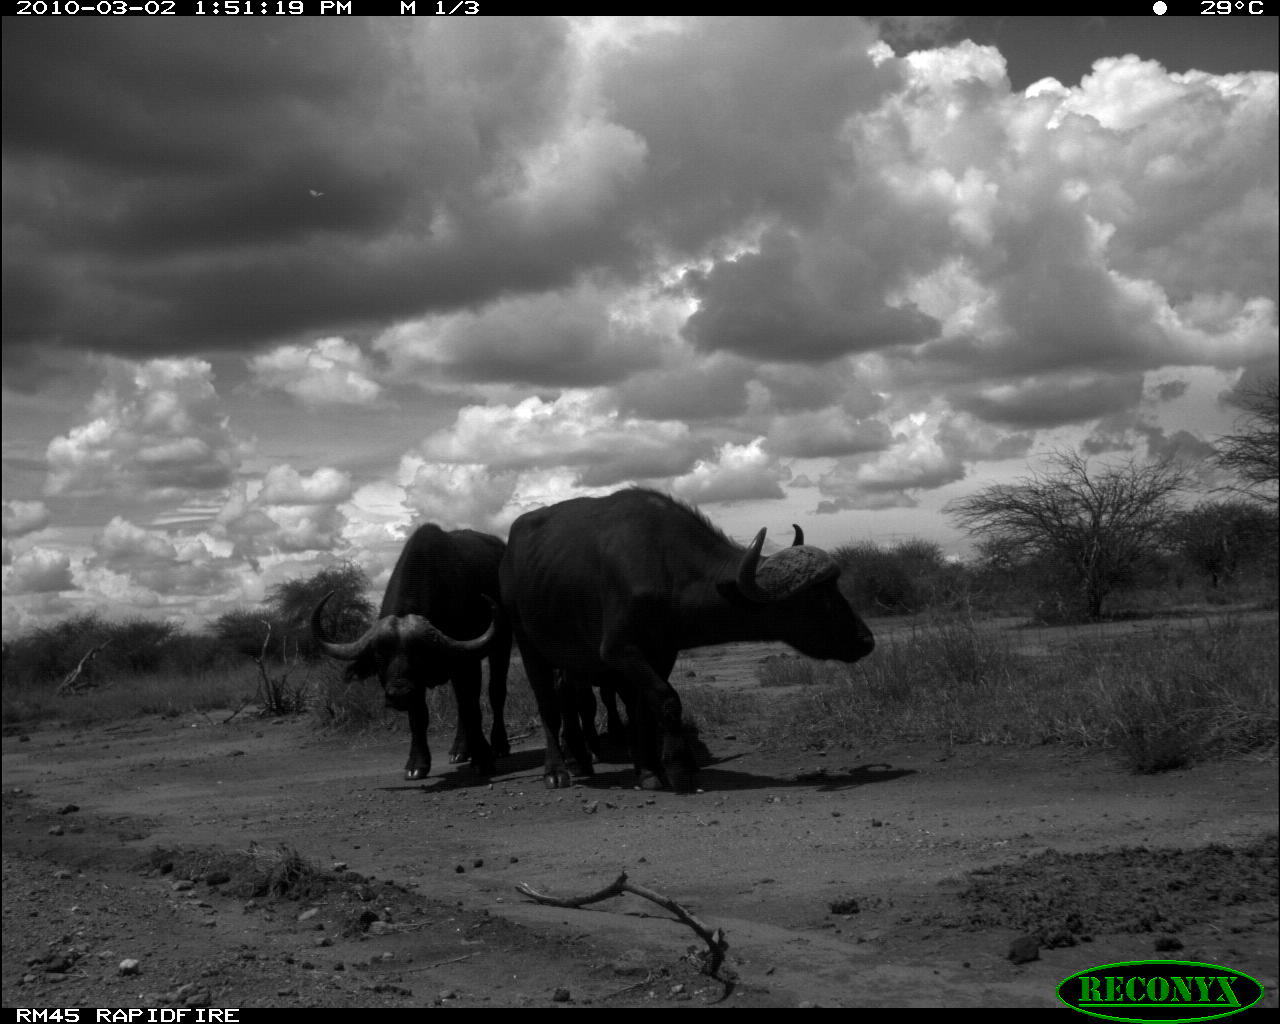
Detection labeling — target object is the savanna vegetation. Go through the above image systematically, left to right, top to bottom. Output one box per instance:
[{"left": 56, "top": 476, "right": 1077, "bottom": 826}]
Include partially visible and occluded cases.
[{"left": 5, "top": 395, "right": 1278, "bottom": 774}]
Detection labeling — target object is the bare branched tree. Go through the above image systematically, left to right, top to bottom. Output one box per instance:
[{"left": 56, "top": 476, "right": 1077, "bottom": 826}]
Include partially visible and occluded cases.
[
  {"left": 1214, "top": 376, "right": 1279, "bottom": 508},
  {"left": 946, "top": 451, "right": 1190, "bottom": 621},
  {"left": 1165, "top": 499, "right": 1278, "bottom": 590}
]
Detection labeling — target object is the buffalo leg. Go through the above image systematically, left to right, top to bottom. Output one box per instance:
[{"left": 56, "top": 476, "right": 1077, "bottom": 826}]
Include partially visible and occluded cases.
[
  {"left": 600, "top": 635, "right": 692, "bottom": 792},
  {"left": 487, "top": 637, "right": 511, "bottom": 759},
  {"left": 519, "top": 644, "right": 572, "bottom": 789},
  {"left": 450, "top": 660, "right": 494, "bottom": 775},
  {"left": 557, "top": 672, "right": 595, "bottom": 777},
  {"left": 575, "top": 677, "right": 603, "bottom": 758},
  {"left": 598, "top": 679, "right": 630, "bottom": 761},
  {"left": 404, "top": 690, "right": 432, "bottom": 781},
  {"left": 448, "top": 711, "right": 469, "bottom": 764}
]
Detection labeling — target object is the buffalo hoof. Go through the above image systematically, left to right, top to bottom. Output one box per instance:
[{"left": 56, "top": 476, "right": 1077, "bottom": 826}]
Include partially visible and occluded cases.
[
  {"left": 490, "top": 731, "right": 511, "bottom": 759},
  {"left": 448, "top": 751, "right": 468, "bottom": 764},
  {"left": 566, "top": 759, "right": 595, "bottom": 779},
  {"left": 404, "top": 765, "right": 431, "bottom": 781},
  {"left": 667, "top": 765, "right": 696, "bottom": 794},
  {"left": 544, "top": 768, "right": 573, "bottom": 790},
  {"left": 637, "top": 770, "right": 666, "bottom": 791}
]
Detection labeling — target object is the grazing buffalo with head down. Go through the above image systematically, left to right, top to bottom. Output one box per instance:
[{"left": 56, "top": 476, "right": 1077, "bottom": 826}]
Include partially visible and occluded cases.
[
  {"left": 499, "top": 488, "right": 874, "bottom": 792},
  {"left": 311, "top": 525, "right": 511, "bottom": 780},
  {"left": 554, "top": 672, "right": 630, "bottom": 775}
]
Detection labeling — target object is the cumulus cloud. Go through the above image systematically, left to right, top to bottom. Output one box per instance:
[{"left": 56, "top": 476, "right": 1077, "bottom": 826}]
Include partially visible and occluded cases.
[
  {"left": 866, "top": 45, "right": 1277, "bottom": 419},
  {"left": 490, "top": 115, "right": 649, "bottom": 234},
  {"left": 682, "top": 227, "right": 941, "bottom": 362},
  {"left": 375, "top": 282, "right": 665, "bottom": 388},
  {"left": 248, "top": 337, "right": 383, "bottom": 407},
  {"left": 612, "top": 350, "right": 754, "bottom": 421},
  {"left": 44, "top": 358, "right": 244, "bottom": 500},
  {"left": 952, "top": 372, "right": 1145, "bottom": 428},
  {"left": 422, "top": 390, "right": 698, "bottom": 486},
  {"left": 769, "top": 407, "right": 893, "bottom": 459},
  {"left": 813, "top": 411, "right": 1026, "bottom": 512},
  {"left": 670, "top": 438, "right": 790, "bottom": 504},
  {"left": 398, "top": 458, "right": 521, "bottom": 534},
  {"left": 213, "top": 465, "right": 354, "bottom": 566},
  {"left": 258, "top": 465, "right": 353, "bottom": 505},
  {"left": 498, "top": 467, "right": 621, "bottom": 529},
  {"left": 2, "top": 500, "right": 50, "bottom": 537},
  {"left": 89, "top": 516, "right": 233, "bottom": 598},
  {"left": 98, "top": 516, "right": 178, "bottom": 561},
  {"left": 5, "top": 546, "right": 74, "bottom": 593},
  {"left": 74, "top": 564, "right": 162, "bottom": 609},
  {"left": 1, "top": 594, "right": 77, "bottom": 638}
]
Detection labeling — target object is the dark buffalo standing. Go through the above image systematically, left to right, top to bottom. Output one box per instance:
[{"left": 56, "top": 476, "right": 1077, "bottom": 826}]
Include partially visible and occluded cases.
[
  {"left": 499, "top": 488, "right": 875, "bottom": 792},
  {"left": 311, "top": 526, "right": 511, "bottom": 780},
  {"left": 557, "top": 672, "right": 629, "bottom": 769}
]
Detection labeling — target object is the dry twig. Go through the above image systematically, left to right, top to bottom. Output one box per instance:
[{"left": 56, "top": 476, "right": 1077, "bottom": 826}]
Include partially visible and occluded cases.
[
  {"left": 58, "top": 640, "right": 111, "bottom": 695},
  {"left": 221, "top": 695, "right": 255, "bottom": 725},
  {"left": 516, "top": 870, "right": 728, "bottom": 976},
  {"left": 401, "top": 952, "right": 476, "bottom": 973}
]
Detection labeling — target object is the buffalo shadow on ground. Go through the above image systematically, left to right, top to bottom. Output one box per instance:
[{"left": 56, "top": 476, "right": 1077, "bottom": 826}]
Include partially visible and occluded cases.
[
  {"left": 376, "top": 747, "right": 914, "bottom": 795},
  {"left": 421, "top": 750, "right": 911, "bottom": 793}
]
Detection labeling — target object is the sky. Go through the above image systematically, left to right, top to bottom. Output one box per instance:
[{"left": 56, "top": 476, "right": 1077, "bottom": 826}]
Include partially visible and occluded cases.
[{"left": 2, "top": 15, "right": 1277, "bottom": 638}]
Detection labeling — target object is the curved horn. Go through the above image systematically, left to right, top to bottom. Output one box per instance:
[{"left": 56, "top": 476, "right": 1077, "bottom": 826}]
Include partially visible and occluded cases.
[
  {"left": 792, "top": 523, "right": 804, "bottom": 546},
  {"left": 735, "top": 528, "right": 776, "bottom": 604},
  {"left": 311, "top": 590, "right": 380, "bottom": 661},
  {"left": 400, "top": 595, "right": 499, "bottom": 655}
]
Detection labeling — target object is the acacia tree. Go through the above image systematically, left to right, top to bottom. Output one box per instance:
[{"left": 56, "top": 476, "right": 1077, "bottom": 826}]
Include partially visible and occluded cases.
[
  {"left": 1215, "top": 376, "right": 1279, "bottom": 507},
  {"left": 946, "top": 451, "right": 1189, "bottom": 621},
  {"left": 1166, "top": 499, "right": 1279, "bottom": 590},
  {"left": 265, "top": 562, "right": 374, "bottom": 659}
]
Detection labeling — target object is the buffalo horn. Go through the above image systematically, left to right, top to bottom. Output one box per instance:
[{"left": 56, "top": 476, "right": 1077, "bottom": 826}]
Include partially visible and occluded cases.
[
  {"left": 735, "top": 528, "right": 774, "bottom": 603},
  {"left": 311, "top": 590, "right": 379, "bottom": 660},
  {"left": 400, "top": 596, "right": 499, "bottom": 655}
]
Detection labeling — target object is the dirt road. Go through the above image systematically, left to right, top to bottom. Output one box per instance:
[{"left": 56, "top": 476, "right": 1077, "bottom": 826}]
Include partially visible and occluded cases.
[{"left": 4, "top": 640, "right": 1277, "bottom": 1008}]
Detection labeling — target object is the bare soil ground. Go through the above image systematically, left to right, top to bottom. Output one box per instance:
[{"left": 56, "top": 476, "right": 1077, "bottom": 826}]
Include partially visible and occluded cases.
[{"left": 4, "top": 638, "right": 1278, "bottom": 1010}]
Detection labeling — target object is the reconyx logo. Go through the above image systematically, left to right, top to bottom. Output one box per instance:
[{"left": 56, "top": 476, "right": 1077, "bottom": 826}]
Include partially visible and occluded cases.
[{"left": 1057, "top": 960, "right": 1265, "bottom": 1022}]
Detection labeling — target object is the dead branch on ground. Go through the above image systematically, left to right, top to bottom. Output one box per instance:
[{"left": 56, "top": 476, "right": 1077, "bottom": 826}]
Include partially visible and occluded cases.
[
  {"left": 57, "top": 640, "right": 112, "bottom": 695},
  {"left": 221, "top": 695, "right": 255, "bottom": 725},
  {"left": 516, "top": 870, "right": 728, "bottom": 977}
]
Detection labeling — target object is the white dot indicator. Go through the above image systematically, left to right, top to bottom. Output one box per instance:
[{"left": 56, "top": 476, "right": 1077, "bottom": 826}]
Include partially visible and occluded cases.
[{"left": 1153, "top": 1, "right": 1167, "bottom": 12}]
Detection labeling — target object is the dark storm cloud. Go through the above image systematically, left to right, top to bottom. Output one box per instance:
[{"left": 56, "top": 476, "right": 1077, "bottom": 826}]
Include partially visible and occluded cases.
[
  {"left": 4, "top": 17, "right": 909, "bottom": 371},
  {"left": 597, "top": 17, "right": 900, "bottom": 246},
  {"left": 1, "top": 18, "right": 602, "bottom": 361},
  {"left": 2, "top": 23, "right": 370, "bottom": 173},
  {"left": 682, "top": 228, "right": 940, "bottom": 363},
  {"left": 379, "top": 285, "right": 664, "bottom": 388},
  {"left": 612, "top": 352, "right": 755, "bottom": 422},
  {"left": 954, "top": 372, "right": 1144, "bottom": 428},
  {"left": 1152, "top": 380, "right": 1189, "bottom": 402}
]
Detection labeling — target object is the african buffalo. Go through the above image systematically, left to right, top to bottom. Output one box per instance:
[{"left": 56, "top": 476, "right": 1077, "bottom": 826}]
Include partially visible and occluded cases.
[
  {"left": 499, "top": 488, "right": 875, "bottom": 792},
  {"left": 311, "top": 525, "right": 511, "bottom": 780},
  {"left": 558, "top": 673, "right": 628, "bottom": 768}
]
